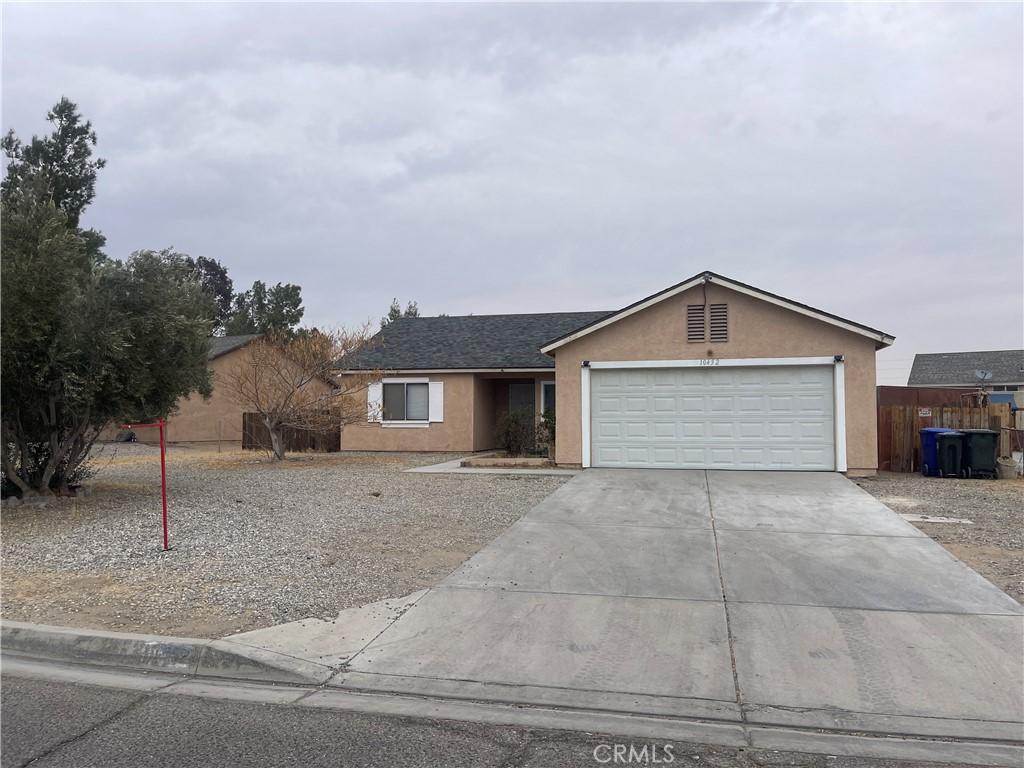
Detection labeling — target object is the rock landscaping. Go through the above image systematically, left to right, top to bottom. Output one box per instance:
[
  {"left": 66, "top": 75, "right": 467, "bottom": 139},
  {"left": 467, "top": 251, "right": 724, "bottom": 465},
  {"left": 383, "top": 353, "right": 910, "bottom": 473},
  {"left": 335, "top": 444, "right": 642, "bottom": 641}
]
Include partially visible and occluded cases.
[{"left": 1, "top": 444, "right": 568, "bottom": 637}]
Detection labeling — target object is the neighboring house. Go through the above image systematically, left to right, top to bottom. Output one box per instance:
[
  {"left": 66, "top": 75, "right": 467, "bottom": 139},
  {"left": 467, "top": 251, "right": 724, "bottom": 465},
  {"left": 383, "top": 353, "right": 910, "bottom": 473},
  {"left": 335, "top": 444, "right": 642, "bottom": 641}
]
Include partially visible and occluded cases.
[
  {"left": 340, "top": 270, "right": 895, "bottom": 475},
  {"left": 127, "top": 334, "right": 262, "bottom": 447},
  {"left": 133, "top": 334, "right": 339, "bottom": 449},
  {"left": 908, "top": 350, "right": 1024, "bottom": 392}
]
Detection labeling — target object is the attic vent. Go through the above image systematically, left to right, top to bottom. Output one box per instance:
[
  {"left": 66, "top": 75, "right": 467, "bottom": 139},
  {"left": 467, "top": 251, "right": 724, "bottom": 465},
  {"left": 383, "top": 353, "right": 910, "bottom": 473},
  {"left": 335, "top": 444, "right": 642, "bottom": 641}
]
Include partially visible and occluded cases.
[
  {"left": 686, "top": 304, "right": 705, "bottom": 343},
  {"left": 709, "top": 304, "right": 728, "bottom": 342}
]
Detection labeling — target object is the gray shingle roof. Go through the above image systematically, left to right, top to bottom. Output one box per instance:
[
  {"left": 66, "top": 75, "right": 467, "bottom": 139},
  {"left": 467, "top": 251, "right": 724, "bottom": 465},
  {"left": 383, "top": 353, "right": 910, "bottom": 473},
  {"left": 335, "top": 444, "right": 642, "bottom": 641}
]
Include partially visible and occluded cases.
[
  {"left": 342, "top": 312, "right": 612, "bottom": 371},
  {"left": 208, "top": 334, "right": 260, "bottom": 360},
  {"left": 908, "top": 350, "right": 1024, "bottom": 386}
]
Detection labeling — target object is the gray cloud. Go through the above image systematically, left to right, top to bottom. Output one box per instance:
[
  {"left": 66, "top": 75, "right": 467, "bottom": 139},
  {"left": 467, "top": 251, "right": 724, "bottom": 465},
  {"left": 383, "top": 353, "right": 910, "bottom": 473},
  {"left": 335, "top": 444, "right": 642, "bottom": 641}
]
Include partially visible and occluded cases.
[{"left": 3, "top": 2, "right": 1021, "bottom": 384}]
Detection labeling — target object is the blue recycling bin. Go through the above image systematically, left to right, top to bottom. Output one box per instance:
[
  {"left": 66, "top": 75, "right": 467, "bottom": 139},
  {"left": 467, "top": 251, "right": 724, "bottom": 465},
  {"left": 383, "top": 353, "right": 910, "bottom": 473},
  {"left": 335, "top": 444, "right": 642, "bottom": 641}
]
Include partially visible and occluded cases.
[{"left": 920, "top": 427, "right": 962, "bottom": 477}]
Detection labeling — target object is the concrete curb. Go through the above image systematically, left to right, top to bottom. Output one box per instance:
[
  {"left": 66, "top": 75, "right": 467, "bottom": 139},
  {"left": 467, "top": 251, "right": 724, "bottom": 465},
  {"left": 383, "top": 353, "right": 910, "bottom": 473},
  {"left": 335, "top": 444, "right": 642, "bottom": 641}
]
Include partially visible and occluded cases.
[
  {"left": 1, "top": 621, "right": 334, "bottom": 685},
  {"left": 5, "top": 655, "right": 1023, "bottom": 768}
]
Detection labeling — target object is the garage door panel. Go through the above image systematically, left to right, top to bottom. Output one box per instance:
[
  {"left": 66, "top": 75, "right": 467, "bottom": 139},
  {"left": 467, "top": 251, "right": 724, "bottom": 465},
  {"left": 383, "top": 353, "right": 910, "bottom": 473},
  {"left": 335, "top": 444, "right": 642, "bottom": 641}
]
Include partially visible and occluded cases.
[
  {"left": 591, "top": 366, "right": 835, "bottom": 471},
  {"left": 652, "top": 397, "right": 676, "bottom": 412},
  {"left": 709, "top": 421, "right": 735, "bottom": 438},
  {"left": 738, "top": 421, "right": 766, "bottom": 438},
  {"left": 798, "top": 421, "right": 828, "bottom": 439},
  {"left": 625, "top": 422, "right": 649, "bottom": 438},
  {"left": 654, "top": 422, "right": 678, "bottom": 438},
  {"left": 681, "top": 422, "right": 705, "bottom": 438},
  {"left": 595, "top": 447, "right": 624, "bottom": 464}
]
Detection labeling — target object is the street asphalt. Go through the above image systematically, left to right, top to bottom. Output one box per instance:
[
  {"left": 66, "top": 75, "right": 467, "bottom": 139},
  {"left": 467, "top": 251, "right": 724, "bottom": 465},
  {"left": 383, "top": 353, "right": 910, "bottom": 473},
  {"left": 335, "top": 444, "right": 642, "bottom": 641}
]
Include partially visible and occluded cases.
[{"left": 0, "top": 675, "right": 990, "bottom": 768}]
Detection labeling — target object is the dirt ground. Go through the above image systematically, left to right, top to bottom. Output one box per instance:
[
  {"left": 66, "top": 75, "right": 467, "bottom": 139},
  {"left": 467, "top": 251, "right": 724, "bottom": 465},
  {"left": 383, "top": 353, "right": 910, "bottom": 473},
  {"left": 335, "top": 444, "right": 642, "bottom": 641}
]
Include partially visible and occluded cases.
[
  {"left": 2, "top": 444, "right": 567, "bottom": 637},
  {"left": 856, "top": 472, "right": 1023, "bottom": 603}
]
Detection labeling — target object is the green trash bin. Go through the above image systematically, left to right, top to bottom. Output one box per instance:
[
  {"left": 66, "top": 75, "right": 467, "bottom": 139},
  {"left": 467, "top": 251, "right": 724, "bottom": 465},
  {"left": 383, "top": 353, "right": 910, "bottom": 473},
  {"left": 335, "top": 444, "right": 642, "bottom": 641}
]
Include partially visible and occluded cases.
[
  {"left": 961, "top": 429, "right": 999, "bottom": 479},
  {"left": 935, "top": 431, "right": 964, "bottom": 478}
]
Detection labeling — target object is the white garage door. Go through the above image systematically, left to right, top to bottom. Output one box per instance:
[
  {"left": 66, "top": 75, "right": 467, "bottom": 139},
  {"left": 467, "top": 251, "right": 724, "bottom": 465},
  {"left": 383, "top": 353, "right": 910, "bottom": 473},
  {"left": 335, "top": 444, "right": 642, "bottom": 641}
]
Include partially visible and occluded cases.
[{"left": 590, "top": 365, "right": 835, "bottom": 471}]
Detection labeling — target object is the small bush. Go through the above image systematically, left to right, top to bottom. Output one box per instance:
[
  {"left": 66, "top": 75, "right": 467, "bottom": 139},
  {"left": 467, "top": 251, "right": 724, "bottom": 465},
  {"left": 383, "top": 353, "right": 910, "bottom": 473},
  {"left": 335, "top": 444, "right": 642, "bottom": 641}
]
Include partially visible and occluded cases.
[
  {"left": 536, "top": 408, "right": 556, "bottom": 457},
  {"left": 495, "top": 409, "right": 536, "bottom": 457}
]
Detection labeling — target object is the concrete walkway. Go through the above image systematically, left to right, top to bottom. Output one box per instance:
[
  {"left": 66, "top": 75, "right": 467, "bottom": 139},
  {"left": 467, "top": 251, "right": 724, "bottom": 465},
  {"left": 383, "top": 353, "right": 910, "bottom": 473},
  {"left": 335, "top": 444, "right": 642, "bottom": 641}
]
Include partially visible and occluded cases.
[
  {"left": 404, "top": 456, "right": 579, "bottom": 476},
  {"left": 335, "top": 469, "right": 1023, "bottom": 747}
]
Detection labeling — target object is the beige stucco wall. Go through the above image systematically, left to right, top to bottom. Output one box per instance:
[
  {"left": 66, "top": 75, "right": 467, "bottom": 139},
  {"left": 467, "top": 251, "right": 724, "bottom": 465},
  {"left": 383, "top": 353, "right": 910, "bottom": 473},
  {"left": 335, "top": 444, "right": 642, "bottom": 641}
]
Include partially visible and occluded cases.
[
  {"left": 552, "top": 283, "right": 880, "bottom": 472},
  {"left": 134, "top": 347, "right": 335, "bottom": 447},
  {"left": 132, "top": 354, "right": 247, "bottom": 446},
  {"left": 340, "top": 372, "right": 477, "bottom": 452},
  {"left": 473, "top": 376, "right": 496, "bottom": 451}
]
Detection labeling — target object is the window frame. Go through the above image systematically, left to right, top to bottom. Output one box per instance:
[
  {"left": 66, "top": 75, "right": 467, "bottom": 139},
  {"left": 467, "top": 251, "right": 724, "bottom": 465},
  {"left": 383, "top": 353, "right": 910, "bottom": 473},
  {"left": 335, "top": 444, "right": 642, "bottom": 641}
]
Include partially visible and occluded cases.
[
  {"left": 381, "top": 378, "right": 430, "bottom": 425},
  {"left": 541, "top": 381, "right": 556, "bottom": 416}
]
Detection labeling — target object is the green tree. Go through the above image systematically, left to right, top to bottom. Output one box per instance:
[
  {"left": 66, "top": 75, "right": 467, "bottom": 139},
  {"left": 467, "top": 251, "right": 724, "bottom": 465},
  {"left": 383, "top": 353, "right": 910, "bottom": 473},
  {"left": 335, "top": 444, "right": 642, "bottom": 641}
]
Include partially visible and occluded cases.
[
  {"left": 2, "top": 97, "right": 106, "bottom": 229},
  {"left": 1, "top": 101, "right": 214, "bottom": 497},
  {"left": 1, "top": 191, "right": 214, "bottom": 495},
  {"left": 185, "top": 255, "right": 234, "bottom": 332},
  {"left": 224, "top": 280, "right": 305, "bottom": 336},
  {"left": 380, "top": 298, "right": 420, "bottom": 328}
]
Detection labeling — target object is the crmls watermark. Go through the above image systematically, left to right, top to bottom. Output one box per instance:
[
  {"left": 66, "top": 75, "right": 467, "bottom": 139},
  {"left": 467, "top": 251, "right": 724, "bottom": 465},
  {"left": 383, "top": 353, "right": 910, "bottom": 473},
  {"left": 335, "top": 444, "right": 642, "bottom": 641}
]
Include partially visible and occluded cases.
[{"left": 593, "top": 743, "right": 675, "bottom": 764}]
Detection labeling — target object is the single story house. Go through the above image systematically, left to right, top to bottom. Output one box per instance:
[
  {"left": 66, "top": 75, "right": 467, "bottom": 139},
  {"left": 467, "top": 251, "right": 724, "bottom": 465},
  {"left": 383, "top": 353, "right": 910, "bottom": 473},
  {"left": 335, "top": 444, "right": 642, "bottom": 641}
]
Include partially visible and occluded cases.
[
  {"left": 340, "top": 271, "right": 894, "bottom": 475},
  {"left": 111, "top": 334, "right": 340, "bottom": 449},
  {"left": 125, "top": 334, "right": 263, "bottom": 447},
  {"left": 908, "top": 350, "right": 1024, "bottom": 392}
]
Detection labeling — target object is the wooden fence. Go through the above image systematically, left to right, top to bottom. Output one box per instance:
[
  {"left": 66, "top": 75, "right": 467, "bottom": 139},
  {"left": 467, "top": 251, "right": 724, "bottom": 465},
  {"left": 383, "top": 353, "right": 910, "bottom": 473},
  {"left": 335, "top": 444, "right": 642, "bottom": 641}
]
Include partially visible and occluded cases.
[
  {"left": 877, "top": 404, "right": 1016, "bottom": 473},
  {"left": 242, "top": 413, "right": 340, "bottom": 453}
]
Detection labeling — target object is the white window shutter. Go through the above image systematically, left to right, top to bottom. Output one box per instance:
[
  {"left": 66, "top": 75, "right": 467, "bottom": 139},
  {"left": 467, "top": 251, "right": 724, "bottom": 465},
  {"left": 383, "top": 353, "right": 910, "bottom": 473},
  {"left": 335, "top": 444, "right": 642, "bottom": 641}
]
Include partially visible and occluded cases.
[
  {"left": 428, "top": 381, "right": 444, "bottom": 422},
  {"left": 366, "top": 382, "right": 383, "bottom": 423}
]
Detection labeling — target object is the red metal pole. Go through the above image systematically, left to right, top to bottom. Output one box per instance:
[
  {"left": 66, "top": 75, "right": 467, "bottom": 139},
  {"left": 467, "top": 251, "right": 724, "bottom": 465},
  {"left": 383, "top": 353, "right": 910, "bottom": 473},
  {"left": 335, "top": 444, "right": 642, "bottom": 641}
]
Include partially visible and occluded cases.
[{"left": 159, "top": 418, "right": 169, "bottom": 551}]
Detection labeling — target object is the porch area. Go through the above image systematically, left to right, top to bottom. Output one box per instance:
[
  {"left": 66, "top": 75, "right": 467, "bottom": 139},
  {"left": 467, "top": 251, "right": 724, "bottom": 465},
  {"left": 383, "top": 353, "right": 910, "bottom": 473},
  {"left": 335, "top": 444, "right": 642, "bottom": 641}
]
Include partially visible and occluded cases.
[{"left": 471, "top": 373, "right": 555, "bottom": 453}]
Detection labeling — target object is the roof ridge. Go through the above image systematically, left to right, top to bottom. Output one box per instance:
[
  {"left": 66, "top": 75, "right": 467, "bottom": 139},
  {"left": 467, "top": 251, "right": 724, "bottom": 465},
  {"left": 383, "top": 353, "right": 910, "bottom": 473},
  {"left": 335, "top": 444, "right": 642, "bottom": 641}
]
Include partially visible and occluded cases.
[
  {"left": 392, "top": 310, "right": 611, "bottom": 320},
  {"left": 915, "top": 349, "right": 1023, "bottom": 356}
]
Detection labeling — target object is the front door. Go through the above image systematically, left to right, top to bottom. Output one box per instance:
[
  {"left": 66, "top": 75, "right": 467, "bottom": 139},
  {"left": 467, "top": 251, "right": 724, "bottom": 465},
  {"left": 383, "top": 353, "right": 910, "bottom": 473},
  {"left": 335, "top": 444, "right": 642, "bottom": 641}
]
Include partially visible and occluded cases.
[{"left": 509, "top": 380, "right": 535, "bottom": 415}]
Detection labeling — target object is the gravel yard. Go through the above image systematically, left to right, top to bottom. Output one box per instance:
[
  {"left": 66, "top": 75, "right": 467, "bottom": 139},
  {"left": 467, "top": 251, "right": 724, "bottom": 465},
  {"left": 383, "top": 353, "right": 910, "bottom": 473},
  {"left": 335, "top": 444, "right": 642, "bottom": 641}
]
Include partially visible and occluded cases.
[
  {"left": 2, "top": 444, "right": 568, "bottom": 637},
  {"left": 855, "top": 472, "right": 1023, "bottom": 602}
]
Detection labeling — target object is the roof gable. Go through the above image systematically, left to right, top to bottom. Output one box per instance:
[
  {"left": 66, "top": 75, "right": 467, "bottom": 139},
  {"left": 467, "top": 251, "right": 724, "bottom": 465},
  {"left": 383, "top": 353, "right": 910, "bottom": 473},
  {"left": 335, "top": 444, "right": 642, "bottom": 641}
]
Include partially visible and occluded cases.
[
  {"left": 540, "top": 271, "right": 895, "bottom": 353},
  {"left": 908, "top": 350, "right": 1024, "bottom": 386}
]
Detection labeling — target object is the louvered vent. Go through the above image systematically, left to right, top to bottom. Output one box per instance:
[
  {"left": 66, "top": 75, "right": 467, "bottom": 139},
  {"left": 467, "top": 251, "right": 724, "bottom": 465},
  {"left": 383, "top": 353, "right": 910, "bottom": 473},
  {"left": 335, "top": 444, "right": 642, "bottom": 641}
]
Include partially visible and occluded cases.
[
  {"left": 686, "top": 304, "right": 705, "bottom": 343},
  {"left": 709, "top": 304, "right": 728, "bottom": 342}
]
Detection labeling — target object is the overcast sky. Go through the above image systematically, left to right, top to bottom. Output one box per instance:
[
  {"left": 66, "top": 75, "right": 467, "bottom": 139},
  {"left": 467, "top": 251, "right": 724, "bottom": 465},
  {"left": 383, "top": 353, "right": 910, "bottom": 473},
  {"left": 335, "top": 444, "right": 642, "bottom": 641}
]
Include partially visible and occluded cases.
[{"left": 3, "top": 2, "right": 1021, "bottom": 385}]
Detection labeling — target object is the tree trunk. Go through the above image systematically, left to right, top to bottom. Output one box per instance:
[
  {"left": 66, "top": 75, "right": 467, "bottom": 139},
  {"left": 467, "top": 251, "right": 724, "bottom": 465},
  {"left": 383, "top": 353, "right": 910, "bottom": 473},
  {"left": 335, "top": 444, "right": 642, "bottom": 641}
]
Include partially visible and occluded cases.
[
  {"left": 265, "top": 418, "right": 286, "bottom": 461},
  {"left": 1, "top": 421, "right": 40, "bottom": 496}
]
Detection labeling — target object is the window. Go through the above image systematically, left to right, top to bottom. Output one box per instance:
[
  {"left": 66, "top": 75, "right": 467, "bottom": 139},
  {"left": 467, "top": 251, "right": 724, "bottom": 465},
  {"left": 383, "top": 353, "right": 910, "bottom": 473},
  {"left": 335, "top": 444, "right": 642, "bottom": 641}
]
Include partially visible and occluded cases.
[
  {"left": 686, "top": 304, "right": 705, "bottom": 342},
  {"left": 709, "top": 304, "right": 728, "bottom": 342},
  {"left": 368, "top": 379, "right": 442, "bottom": 425},
  {"left": 541, "top": 381, "right": 556, "bottom": 417},
  {"left": 383, "top": 382, "right": 429, "bottom": 421}
]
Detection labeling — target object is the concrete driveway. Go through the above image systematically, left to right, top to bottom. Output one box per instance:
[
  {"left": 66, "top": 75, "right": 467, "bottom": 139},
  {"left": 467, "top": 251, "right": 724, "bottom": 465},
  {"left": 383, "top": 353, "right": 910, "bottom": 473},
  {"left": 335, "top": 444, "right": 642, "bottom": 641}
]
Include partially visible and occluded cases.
[{"left": 339, "top": 469, "right": 1023, "bottom": 754}]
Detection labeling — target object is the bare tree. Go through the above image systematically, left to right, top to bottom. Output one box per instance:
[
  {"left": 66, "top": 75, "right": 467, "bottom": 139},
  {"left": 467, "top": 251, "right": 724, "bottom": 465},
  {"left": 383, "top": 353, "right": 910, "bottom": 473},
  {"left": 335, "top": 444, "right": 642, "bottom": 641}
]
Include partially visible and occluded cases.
[{"left": 225, "top": 328, "right": 377, "bottom": 460}]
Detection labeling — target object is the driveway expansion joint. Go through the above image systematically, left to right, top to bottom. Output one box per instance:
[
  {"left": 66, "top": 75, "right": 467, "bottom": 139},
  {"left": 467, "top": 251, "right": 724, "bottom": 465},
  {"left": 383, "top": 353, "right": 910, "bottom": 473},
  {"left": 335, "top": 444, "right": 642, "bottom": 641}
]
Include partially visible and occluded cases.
[{"left": 704, "top": 470, "right": 750, "bottom": 746}]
